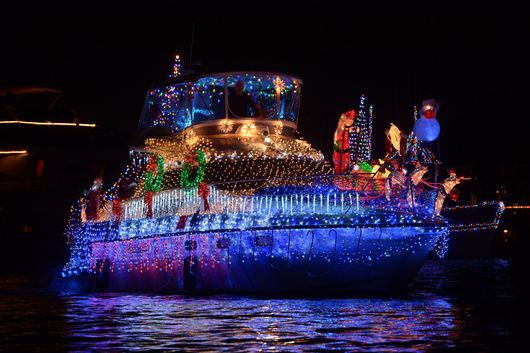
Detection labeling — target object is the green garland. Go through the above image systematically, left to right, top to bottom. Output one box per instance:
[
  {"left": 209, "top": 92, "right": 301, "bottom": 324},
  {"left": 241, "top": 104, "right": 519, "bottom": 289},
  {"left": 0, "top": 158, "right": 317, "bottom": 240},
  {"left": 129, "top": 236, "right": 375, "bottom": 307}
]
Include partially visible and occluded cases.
[
  {"left": 180, "top": 149, "right": 206, "bottom": 188},
  {"left": 144, "top": 154, "right": 165, "bottom": 193}
]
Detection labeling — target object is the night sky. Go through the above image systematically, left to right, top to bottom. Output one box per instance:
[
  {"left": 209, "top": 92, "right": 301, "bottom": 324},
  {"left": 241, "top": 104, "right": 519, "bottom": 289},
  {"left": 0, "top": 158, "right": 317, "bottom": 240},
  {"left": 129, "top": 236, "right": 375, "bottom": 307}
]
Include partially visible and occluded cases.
[{"left": 1, "top": 7, "right": 528, "bottom": 200}]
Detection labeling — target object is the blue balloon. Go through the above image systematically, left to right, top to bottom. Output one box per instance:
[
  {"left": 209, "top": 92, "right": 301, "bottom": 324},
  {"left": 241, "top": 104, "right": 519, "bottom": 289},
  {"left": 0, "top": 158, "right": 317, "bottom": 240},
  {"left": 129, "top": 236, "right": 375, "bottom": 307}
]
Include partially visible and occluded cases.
[{"left": 413, "top": 117, "right": 440, "bottom": 142}]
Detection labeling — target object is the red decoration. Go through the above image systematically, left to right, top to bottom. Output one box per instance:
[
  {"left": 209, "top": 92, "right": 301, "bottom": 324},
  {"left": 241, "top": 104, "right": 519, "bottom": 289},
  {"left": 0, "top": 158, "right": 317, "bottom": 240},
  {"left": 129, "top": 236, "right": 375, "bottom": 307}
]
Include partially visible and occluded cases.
[
  {"left": 425, "top": 109, "right": 435, "bottom": 119},
  {"left": 332, "top": 110, "right": 355, "bottom": 174},
  {"left": 185, "top": 151, "right": 200, "bottom": 168},
  {"left": 333, "top": 151, "right": 350, "bottom": 174},
  {"left": 147, "top": 153, "right": 158, "bottom": 172},
  {"left": 198, "top": 182, "right": 210, "bottom": 211},
  {"left": 449, "top": 188, "right": 460, "bottom": 201},
  {"left": 144, "top": 191, "right": 153, "bottom": 218},
  {"left": 112, "top": 198, "right": 122, "bottom": 222},
  {"left": 177, "top": 215, "right": 189, "bottom": 229}
]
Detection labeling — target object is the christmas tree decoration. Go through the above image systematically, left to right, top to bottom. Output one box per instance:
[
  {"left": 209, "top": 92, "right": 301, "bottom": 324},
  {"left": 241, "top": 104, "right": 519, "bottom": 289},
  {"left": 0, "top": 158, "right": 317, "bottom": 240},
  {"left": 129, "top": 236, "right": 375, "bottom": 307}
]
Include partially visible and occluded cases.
[
  {"left": 170, "top": 54, "right": 182, "bottom": 78},
  {"left": 349, "top": 94, "right": 372, "bottom": 164}
]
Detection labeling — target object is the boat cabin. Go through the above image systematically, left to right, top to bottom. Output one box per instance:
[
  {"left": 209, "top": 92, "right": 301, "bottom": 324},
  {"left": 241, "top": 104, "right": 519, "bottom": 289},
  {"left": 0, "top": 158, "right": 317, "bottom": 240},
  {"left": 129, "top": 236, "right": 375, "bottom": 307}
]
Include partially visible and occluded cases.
[{"left": 138, "top": 72, "right": 302, "bottom": 137}]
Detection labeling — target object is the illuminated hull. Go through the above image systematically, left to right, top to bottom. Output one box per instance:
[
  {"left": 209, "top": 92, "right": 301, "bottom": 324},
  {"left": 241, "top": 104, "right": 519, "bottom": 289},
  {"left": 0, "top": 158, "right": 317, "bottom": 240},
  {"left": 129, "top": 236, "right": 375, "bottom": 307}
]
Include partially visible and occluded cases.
[{"left": 68, "top": 225, "right": 445, "bottom": 294}]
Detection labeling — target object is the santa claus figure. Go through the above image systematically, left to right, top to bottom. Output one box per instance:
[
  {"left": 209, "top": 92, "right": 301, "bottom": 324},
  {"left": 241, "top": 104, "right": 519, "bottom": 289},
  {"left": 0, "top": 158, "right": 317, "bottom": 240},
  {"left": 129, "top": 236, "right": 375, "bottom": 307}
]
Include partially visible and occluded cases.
[{"left": 333, "top": 110, "right": 355, "bottom": 174}]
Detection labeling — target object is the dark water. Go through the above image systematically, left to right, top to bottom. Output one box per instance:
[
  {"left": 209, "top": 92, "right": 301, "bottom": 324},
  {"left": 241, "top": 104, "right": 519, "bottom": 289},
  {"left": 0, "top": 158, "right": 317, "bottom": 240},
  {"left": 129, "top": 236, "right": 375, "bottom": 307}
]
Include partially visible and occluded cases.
[{"left": 0, "top": 260, "right": 522, "bottom": 352}]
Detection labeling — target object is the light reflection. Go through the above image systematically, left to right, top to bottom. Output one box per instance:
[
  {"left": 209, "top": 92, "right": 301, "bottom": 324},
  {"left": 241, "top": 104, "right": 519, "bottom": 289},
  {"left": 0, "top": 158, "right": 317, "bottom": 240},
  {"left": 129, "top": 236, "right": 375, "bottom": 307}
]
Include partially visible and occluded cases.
[
  {"left": 1, "top": 260, "right": 519, "bottom": 352},
  {"left": 62, "top": 295, "right": 455, "bottom": 352}
]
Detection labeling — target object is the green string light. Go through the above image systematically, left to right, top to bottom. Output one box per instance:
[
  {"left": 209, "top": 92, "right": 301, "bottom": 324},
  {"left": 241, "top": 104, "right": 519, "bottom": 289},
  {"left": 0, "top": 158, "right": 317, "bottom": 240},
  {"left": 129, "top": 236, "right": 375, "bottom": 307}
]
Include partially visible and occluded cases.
[
  {"left": 180, "top": 149, "right": 206, "bottom": 188},
  {"left": 144, "top": 154, "right": 165, "bottom": 193}
]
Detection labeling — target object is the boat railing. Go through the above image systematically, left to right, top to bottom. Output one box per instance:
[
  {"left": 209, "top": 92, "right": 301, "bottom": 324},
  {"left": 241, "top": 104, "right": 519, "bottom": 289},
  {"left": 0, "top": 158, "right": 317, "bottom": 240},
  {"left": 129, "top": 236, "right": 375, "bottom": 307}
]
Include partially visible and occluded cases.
[{"left": 90, "top": 172, "right": 433, "bottom": 223}]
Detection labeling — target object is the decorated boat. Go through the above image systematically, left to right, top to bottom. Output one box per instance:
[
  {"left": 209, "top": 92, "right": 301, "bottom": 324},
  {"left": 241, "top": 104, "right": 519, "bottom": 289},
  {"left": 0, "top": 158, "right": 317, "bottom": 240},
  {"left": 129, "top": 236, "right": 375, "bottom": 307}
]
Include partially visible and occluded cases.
[{"left": 60, "top": 59, "right": 502, "bottom": 293}]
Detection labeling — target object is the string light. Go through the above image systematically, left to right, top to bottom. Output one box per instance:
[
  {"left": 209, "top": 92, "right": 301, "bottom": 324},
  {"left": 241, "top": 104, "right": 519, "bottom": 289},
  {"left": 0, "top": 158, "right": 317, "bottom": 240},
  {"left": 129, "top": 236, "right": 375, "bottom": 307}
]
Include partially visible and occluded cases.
[
  {"left": 170, "top": 54, "right": 182, "bottom": 78},
  {"left": 273, "top": 76, "right": 285, "bottom": 95},
  {"left": 349, "top": 94, "right": 372, "bottom": 164},
  {"left": 219, "top": 119, "right": 234, "bottom": 133},
  {"left": 0, "top": 120, "right": 96, "bottom": 127},
  {"left": 0, "top": 150, "right": 28, "bottom": 154},
  {"left": 62, "top": 179, "right": 450, "bottom": 278},
  {"left": 444, "top": 201, "right": 505, "bottom": 233}
]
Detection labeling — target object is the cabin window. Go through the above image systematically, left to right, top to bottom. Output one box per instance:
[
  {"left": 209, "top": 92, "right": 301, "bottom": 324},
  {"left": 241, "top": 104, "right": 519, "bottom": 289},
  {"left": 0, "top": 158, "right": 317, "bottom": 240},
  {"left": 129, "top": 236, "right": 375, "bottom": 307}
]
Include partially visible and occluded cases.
[
  {"left": 192, "top": 77, "right": 226, "bottom": 122},
  {"left": 139, "top": 83, "right": 191, "bottom": 133}
]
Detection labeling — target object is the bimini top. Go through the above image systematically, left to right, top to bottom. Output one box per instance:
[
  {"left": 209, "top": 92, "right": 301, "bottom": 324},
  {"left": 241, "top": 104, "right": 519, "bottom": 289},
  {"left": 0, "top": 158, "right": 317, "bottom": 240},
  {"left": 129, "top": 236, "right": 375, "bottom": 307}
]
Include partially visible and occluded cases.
[{"left": 139, "top": 71, "right": 302, "bottom": 134}]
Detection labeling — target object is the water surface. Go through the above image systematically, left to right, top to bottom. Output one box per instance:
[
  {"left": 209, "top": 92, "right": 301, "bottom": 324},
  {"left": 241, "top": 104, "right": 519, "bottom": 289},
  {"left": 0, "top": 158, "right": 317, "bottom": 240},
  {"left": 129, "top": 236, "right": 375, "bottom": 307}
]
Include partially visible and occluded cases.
[{"left": 0, "top": 259, "right": 521, "bottom": 352}]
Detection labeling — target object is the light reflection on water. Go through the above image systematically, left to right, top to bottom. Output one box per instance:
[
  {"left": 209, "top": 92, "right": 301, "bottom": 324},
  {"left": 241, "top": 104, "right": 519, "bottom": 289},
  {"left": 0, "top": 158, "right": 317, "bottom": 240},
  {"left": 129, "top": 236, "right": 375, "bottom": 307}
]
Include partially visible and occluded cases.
[{"left": 0, "top": 260, "right": 520, "bottom": 352}]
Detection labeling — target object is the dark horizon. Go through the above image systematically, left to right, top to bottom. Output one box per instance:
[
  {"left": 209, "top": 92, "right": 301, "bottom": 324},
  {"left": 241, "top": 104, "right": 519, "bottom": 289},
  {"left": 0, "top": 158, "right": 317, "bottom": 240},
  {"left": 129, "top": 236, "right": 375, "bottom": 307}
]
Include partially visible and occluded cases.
[{"left": 1, "top": 8, "right": 528, "bottom": 201}]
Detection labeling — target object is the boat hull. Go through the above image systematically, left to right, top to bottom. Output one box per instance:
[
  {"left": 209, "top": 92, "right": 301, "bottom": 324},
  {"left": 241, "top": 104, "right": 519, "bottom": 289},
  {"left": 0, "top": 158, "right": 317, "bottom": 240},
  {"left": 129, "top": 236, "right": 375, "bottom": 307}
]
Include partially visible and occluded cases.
[{"left": 67, "top": 225, "right": 445, "bottom": 294}]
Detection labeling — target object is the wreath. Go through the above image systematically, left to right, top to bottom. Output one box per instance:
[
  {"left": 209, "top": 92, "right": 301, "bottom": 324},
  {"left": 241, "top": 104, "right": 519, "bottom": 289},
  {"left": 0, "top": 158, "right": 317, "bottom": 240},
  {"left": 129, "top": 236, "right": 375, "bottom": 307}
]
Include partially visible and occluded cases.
[
  {"left": 180, "top": 149, "right": 206, "bottom": 188},
  {"left": 143, "top": 153, "right": 165, "bottom": 193}
]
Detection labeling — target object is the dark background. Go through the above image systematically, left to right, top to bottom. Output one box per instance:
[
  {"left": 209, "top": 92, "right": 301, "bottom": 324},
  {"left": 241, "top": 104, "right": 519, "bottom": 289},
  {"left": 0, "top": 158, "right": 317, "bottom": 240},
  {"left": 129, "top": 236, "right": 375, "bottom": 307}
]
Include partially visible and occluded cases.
[
  {"left": 0, "top": 7, "right": 528, "bottom": 274},
  {"left": 2, "top": 8, "right": 527, "bottom": 200}
]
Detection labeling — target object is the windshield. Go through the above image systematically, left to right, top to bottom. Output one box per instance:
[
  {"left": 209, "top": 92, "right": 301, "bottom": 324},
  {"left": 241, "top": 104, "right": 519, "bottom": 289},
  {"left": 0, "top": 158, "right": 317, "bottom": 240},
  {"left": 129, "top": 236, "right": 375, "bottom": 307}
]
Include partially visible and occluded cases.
[
  {"left": 139, "top": 73, "right": 302, "bottom": 133},
  {"left": 193, "top": 73, "right": 301, "bottom": 123}
]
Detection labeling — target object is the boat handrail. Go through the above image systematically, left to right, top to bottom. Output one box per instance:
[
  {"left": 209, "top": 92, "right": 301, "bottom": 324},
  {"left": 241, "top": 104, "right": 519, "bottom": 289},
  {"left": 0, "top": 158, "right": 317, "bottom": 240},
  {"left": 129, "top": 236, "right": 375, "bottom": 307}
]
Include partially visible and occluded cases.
[{"left": 87, "top": 172, "right": 434, "bottom": 224}]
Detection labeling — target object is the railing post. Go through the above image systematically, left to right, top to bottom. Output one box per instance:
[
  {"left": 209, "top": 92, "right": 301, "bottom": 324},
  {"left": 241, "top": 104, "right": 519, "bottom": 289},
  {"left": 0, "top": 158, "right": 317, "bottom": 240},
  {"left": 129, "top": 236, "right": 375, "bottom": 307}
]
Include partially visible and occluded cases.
[{"left": 224, "top": 76, "right": 229, "bottom": 119}]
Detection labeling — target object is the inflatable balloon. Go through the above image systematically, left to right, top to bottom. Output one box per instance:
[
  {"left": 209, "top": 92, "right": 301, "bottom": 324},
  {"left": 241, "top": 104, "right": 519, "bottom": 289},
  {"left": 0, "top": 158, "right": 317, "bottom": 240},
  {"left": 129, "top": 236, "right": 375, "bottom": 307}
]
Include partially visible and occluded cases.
[
  {"left": 413, "top": 99, "right": 441, "bottom": 142},
  {"left": 413, "top": 117, "right": 440, "bottom": 142}
]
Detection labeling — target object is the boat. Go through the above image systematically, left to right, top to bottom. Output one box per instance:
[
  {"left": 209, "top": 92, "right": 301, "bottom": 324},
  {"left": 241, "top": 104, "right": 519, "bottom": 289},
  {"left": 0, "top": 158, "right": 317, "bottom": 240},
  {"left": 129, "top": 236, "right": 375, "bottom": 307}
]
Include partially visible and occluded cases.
[
  {"left": 60, "top": 65, "right": 495, "bottom": 294},
  {"left": 0, "top": 86, "right": 125, "bottom": 276}
]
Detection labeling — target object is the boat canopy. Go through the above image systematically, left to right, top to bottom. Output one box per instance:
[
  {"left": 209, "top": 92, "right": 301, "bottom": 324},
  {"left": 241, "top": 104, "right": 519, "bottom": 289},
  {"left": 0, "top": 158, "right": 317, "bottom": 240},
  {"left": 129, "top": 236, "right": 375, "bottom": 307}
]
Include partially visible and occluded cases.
[{"left": 139, "top": 72, "right": 302, "bottom": 133}]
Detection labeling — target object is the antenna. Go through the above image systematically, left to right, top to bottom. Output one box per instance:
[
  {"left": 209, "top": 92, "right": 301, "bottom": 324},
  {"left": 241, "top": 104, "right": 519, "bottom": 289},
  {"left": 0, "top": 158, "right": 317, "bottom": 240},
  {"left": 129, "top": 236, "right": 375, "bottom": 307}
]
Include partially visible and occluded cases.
[{"left": 188, "top": 23, "right": 196, "bottom": 71}]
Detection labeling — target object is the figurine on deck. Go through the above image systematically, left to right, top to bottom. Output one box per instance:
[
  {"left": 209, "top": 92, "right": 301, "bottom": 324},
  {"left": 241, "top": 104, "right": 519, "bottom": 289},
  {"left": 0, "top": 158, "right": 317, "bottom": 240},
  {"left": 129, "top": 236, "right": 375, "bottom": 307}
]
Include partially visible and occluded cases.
[
  {"left": 333, "top": 110, "right": 355, "bottom": 174},
  {"left": 406, "top": 162, "right": 429, "bottom": 207},
  {"left": 385, "top": 164, "right": 407, "bottom": 201},
  {"left": 434, "top": 170, "right": 468, "bottom": 217}
]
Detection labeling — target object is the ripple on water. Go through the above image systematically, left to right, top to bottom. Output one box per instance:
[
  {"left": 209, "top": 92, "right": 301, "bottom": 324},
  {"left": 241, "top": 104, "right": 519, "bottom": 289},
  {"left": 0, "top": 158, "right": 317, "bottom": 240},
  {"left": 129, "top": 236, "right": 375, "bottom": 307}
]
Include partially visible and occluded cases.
[{"left": 0, "top": 259, "right": 521, "bottom": 352}]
